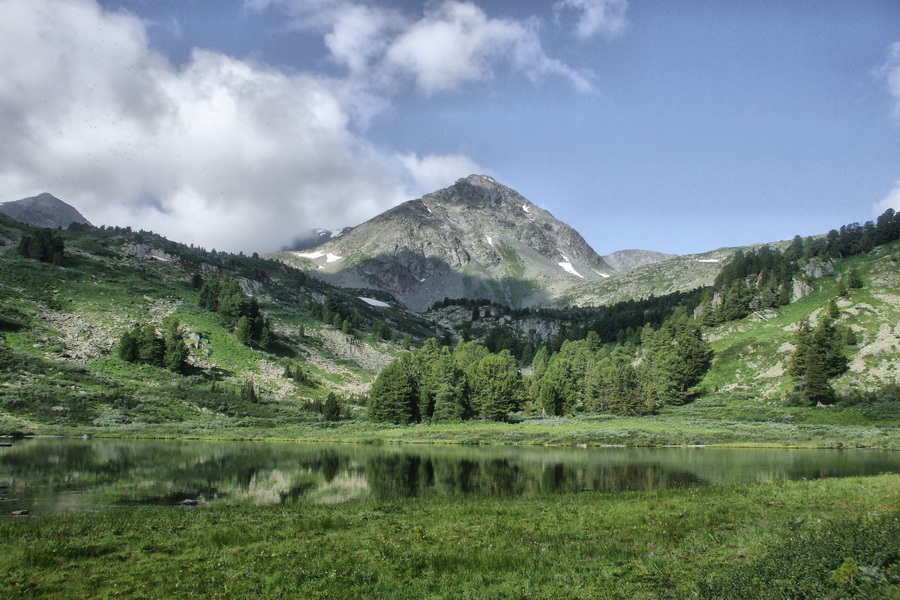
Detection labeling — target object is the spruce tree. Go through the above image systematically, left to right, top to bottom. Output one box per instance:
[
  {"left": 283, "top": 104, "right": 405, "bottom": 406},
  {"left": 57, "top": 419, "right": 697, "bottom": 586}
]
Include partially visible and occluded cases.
[
  {"left": 235, "top": 316, "right": 253, "bottom": 346},
  {"left": 162, "top": 317, "right": 189, "bottom": 373},
  {"left": 137, "top": 326, "right": 165, "bottom": 367},
  {"left": 117, "top": 328, "right": 140, "bottom": 362},
  {"left": 470, "top": 351, "right": 522, "bottom": 421},
  {"left": 368, "top": 357, "right": 419, "bottom": 424},
  {"left": 322, "top": 392, "right": 342, "bottom": 422}
]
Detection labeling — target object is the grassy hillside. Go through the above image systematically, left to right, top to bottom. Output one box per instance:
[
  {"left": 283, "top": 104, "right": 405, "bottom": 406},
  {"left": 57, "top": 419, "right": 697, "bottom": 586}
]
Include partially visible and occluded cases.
[
  {"left": 1, "top": 215, "right": 898, "bottom": 445},
  {"left": 0, "top": 219, "right": 440, "bottom": 435},
  {"left": 698, "top": 241, "right": 899, "bottom": 395}
]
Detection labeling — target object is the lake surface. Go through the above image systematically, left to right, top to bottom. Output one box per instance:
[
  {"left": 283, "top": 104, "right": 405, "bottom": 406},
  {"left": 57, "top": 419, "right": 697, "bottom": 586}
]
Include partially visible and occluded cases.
[{"left": 1, "top": 439, "right": 898, "bottom": 514}]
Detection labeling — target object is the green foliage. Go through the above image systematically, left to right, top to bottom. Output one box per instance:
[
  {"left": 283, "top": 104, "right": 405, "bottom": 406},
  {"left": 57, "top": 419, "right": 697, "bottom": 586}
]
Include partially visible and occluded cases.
[
  {"left": 17, "top": 228, "right": 65, "bottom": 264},
  {"left": 197, "top": 276, "right": 273, "bottom": 348},
  {"left": 787, "top": 315, "right": 848, "bottom": 405},
  {"left": 234, "top": 316, "right": 252, "bottom": 346},
  {"left": 162, "top": 317, "right": 189, "bottom": 373},
  {"left": 116, "top": 320, "right": 188, "bottom": 373},
  {"left": 470, "top": 351, "right": 522, "bottom": 421},
  {"left": 368, "top": 356, "right": 419, "bottom": 424},
  {"left": 240, "top": 379, "right": 259, "bottom": 404},
  {"left": 322, "top": 392, "right": 342, "bottom": 422},
  {"left": 700, "top": 512, "right": 900, "bottom": 599}
]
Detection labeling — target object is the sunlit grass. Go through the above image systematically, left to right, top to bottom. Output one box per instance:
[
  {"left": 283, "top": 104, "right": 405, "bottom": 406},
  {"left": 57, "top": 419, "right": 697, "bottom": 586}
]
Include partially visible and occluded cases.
[{"left": 1, "top": 475, "right": 896, "bottom": 599}]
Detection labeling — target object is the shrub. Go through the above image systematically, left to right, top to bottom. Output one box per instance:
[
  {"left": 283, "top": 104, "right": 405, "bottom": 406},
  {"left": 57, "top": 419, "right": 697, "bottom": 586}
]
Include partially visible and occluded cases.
[{"left": 700, "top": 513, "right": 900, "bottom": 599}]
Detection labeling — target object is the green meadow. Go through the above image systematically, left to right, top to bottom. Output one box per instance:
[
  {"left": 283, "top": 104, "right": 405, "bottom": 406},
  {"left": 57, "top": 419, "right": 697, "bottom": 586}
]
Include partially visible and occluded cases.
[{"left": 2, "top": 475, "right": 897, "bottom": 599}]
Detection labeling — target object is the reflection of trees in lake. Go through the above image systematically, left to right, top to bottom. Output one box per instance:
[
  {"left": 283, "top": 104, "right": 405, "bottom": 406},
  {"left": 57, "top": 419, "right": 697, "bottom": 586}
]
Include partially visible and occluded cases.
[
  {"left": 1, "top": 440, "right": 898, "bottom": 511},
  {"left": 363, "top": 453, "right": 705, "bottom": 500}
]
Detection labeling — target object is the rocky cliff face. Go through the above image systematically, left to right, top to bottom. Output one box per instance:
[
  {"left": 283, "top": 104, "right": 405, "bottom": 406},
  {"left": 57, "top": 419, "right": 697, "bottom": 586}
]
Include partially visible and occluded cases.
[
  {"left": 275, "top": 175, "right": 617, "bottom": 311},
  {"left": 0, "top": 193, "right": 92, "bottom": 229}
]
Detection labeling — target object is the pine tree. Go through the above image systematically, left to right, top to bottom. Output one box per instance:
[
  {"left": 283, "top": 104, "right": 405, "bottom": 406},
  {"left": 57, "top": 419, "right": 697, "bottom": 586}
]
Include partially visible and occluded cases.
[
  {"left": 787, "top": 315, "right": 846, "bottom": 405},
  {"left": 235, "top": 316, "right": 253, "bottom": 346},
  {"left": 162, "top": 317, "right": 189, "bottom": 373},
  {"left": 137, "top": 325, "right": 165, "bottom": 367},
  {"left": 117, "top": 328, "right": 140, "bottom": 362},
  {"left": 797, "top": 345, "right": 834, "bottom": 405},
  {"left": 430, "top": 351, "right": 468, "bottom": 421},
  {"left": 470, "top": 351, "right": 522, "bottom": 421},
  {"left": 539, "top": 356, "right": 578, "bottom": 416},
  {"left": 368, "top": 357, "right": 419, "bottom": 424},
  {"left": 241, "top": 379, "right": 259, "bottom": 403},
  {"left": 322, "top": 392, "right": 342, "bottom": 422}
]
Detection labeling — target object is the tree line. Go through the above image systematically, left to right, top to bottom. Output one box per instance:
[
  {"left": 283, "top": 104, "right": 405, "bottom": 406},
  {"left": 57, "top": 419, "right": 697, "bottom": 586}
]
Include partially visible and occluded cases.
[{"left": 368, "top": 308, "right": 711, "bottom": 423}]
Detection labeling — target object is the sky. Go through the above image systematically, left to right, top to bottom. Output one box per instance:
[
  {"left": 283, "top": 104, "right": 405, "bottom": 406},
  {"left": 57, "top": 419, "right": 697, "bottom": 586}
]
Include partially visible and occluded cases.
[{"left": 1, "top": 0, "right": 899, "bottom": 255}]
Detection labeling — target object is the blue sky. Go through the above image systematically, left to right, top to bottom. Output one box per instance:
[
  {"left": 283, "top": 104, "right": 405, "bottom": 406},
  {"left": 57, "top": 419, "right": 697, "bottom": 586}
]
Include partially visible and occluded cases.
[{"left": 1, "top": 0, "right": 899, "bottom": 255}]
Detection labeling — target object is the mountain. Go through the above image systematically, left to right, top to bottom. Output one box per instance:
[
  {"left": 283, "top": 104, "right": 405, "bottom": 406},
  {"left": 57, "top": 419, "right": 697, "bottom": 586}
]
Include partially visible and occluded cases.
[
  {"left": 272, "top": 175, "right": 619, "bottom": 311},
  {"left": 0, "top": 193, "right": 92, "bottom": 229},
  {"left": 0, "top": 198, "right": 898, "bottom": 439},
  {"left": 286, "top": 227, "right": 355, "bottom": 251},
  {"left": 562, "top": 248, "right": 733, "bottom": 307},
  {"left": 601, "top": 249, "right": 677, "bottom": 273}
]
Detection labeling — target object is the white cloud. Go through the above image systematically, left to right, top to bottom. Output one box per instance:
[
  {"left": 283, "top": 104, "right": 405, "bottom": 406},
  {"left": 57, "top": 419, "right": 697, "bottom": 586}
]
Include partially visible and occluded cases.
[
  {"left": 0, "top": 0, "right": 484, "bottom": 253},
  {"left": 251, "top": 0, "right": 593, "bottom": 95},
  {"left": 554, "top": 0, "right": 628, "bottom": 41},
  {"left": 384, "top": 2, "right": 533, "bottom": 94},
  {"left": 879, "top": 42, "right": 900, "bottom": 121},
  {"left": 875, "top": 44, "right": 900, "bottom": 215},
  {"left": 400, "top": 153, "right": 484, "bottom": 195},
  {"left": 875, "top": 181, "right": 900, "bottom": 213}
]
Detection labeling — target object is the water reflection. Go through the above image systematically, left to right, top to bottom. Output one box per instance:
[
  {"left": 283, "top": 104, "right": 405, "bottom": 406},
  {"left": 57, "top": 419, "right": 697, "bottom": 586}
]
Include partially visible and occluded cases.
[{"left": 0, "top": 439, "right": 897, "bottom": 514}]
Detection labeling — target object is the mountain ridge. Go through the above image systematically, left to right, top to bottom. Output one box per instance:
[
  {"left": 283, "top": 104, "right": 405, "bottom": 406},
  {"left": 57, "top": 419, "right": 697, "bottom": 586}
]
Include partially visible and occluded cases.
[
  {"left": 272, "top": 175, "right": 649, "bottom": 311},
  {"left": 0, "top": 193, "right": 92, "bottom": 229}
]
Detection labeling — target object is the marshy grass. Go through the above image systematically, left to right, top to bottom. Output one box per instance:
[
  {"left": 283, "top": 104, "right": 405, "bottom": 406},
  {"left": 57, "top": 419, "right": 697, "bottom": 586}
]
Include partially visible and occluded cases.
[{"left": 1, "top": 475, "right": 896, "bottom": 599}]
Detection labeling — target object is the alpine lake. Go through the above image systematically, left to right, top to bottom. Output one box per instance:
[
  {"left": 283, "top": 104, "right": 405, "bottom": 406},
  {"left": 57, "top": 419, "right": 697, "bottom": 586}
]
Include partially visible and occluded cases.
[{"left": 2, "top": 438, "right": 898, "bottom": 513}]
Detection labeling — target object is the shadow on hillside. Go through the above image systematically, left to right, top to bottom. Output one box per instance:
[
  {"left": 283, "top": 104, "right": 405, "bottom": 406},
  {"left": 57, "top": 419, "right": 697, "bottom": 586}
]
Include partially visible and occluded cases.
[{"left": 311, "top": 249, "right": 552, "bottom": 312}]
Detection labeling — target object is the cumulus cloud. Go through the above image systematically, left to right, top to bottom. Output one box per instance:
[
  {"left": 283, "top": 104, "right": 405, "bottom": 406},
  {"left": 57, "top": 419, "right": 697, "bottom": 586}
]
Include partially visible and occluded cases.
[
  {"left": 0, "top": 0, "right": 482, "bottom": 252},
  {"left": 0, "top": 0, "right": 604, "bottom": 253},
  {"left": 251, "top": 0, "right": 593, "bottom": 95},
  {"left": 554, "top": 0, "right": 628, "bottom": 41},
  {"left": 879, "top": 42, "right": 900, "bottom": 121},
  {"left": 875, "top": 44, "right": 900, "bottom": 215},
  {"left": 400, "top": 153, "right": 484, "bottom": 194},
  {"left": 875, "top": 181, "right": 900, "bottom": 213}
]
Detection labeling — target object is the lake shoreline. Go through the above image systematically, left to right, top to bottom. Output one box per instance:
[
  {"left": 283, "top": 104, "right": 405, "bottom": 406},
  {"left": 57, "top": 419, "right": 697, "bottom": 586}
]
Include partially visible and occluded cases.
[{"left": 10, "top": 416, "right": 899, "bottom": 450}]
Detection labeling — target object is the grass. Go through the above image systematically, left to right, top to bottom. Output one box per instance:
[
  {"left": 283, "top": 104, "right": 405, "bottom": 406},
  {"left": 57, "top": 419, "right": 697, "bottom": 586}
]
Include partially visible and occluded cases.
[
  {"left": 34, "top": 406, "right": 897, "bottom": 449},
  {"left": 1, "top": 475, "right": 896, "bottom": 599}
]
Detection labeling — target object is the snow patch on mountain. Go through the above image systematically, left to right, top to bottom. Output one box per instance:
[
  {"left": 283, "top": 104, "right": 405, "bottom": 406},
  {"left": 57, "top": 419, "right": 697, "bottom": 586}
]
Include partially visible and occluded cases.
[
  {"left": 294, "top": 251, "right": 342, "bottom": 263},
  {"left": 559, "top": 262, "right": 584, "bottom": 278},
  {"left": 359, "top": 297, "right": 390, "bottom": 308}
]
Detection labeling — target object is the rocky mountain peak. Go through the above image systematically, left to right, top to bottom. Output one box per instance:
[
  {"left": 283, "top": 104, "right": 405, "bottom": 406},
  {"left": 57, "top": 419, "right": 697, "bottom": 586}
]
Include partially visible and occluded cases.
[
  {"left": 272, "top": 175, "right": 618, "bottom": 311},
  {"left": 0, "top": 193, "right": 92, "bottom": 229}
]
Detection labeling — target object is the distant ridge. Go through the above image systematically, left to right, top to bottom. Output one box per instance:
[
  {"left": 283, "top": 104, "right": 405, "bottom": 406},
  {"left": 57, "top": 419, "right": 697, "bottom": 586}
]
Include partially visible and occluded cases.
[
  {"left": 0, "top": 193, "right": 92, "bottom": 229},
  {"left": 601, "top": 249, "right": 677, "bottom": 273}
]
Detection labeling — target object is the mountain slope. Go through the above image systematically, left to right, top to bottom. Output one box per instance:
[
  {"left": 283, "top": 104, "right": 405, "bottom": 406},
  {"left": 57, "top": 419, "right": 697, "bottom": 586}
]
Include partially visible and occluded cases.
[
  {"left": 273, "top": 175, "right": 616, "bottom": 311},
  {"left": 0, "top": 193, "right": 92, "bottom": 229},
  {"left": 0, "top": 217, "right": 442, "bottom": 434},
  {"left": 561, "top": 248, "right": 734, "bottom": 306},
  {"left": 601, "top": 249, "right": 677, "bottom": 273}
]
